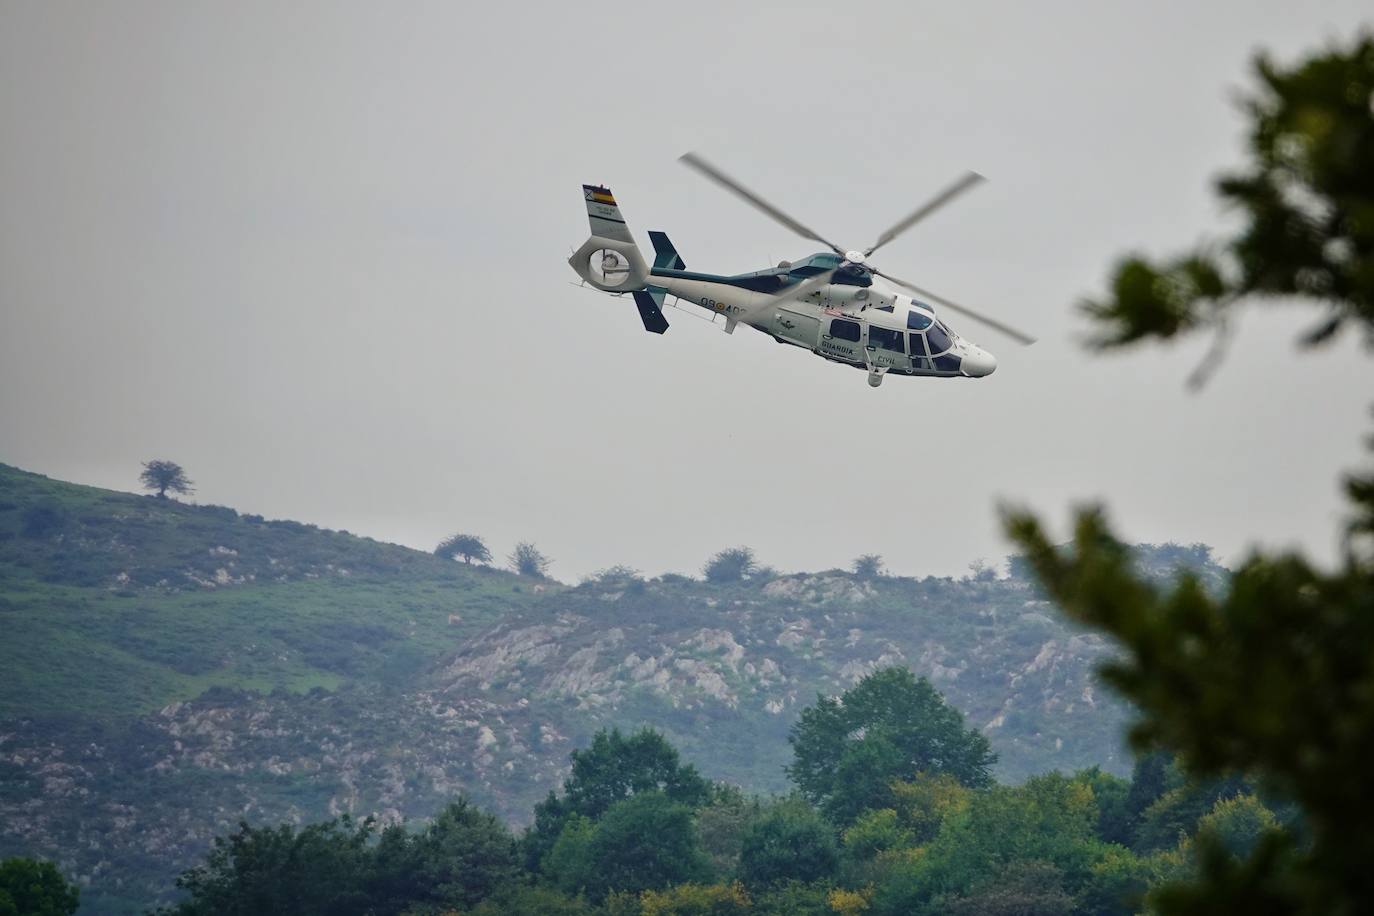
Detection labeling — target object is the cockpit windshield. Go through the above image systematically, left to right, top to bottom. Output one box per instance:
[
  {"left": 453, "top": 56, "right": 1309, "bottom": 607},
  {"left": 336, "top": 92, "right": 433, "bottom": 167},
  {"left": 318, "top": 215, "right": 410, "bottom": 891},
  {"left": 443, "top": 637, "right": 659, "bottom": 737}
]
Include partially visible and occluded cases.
[{"left": 926, "top": 322, "right": 952, "bottom": 354}]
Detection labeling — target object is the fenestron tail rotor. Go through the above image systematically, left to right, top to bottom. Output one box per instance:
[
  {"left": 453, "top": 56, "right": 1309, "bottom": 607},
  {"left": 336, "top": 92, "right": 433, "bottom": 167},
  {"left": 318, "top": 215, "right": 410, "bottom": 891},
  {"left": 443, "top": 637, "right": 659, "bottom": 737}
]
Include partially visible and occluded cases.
[
  {"left": 678, "top": 151, "right": 1035, "bottom": 346},
  {"left": 592, "top": 249, "right": 631, "bottom": 284}
]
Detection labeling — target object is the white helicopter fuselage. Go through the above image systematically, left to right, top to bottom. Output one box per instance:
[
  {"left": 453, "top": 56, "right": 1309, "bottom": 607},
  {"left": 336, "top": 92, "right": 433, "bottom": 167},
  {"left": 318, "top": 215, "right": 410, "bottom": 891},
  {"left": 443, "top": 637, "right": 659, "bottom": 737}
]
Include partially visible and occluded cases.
[
  {"left": 569, "top": 182, "right": 1000, "bottom": 386},
  {"left": 645, "top": 269, "right": 997, "bottom": 382}
]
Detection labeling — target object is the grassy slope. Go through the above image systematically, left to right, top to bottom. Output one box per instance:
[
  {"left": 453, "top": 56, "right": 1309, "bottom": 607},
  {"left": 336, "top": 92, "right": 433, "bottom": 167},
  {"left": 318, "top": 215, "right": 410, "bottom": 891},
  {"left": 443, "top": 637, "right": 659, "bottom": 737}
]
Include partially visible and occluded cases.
[{"left": 0, "top": 463, "right": 532, "bottom": 719}]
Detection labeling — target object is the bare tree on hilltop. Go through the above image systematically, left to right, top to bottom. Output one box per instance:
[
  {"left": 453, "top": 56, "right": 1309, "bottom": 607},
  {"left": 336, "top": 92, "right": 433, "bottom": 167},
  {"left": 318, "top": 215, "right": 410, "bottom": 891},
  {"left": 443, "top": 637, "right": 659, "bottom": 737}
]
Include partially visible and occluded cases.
[
  {"left": 140, "top": 459, "right": 193, "bottom": 500},
  {"left": 435, "top": 533, "right": 492, "bottom": 565}
]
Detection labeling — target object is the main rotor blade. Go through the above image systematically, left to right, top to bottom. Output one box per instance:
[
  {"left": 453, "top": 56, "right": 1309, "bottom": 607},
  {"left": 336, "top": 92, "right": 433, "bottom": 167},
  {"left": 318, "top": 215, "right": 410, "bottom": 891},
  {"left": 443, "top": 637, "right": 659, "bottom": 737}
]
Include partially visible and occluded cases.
[
  {"left": 679, "top": 152, "right": 845, "bottom": 256},
  {"left": 864, "top": 171, "right": 985, "bottom": 257},
  {"left": 748, "top": 269, "right": 839, "bottom": 318},
  {"left": 873, "top": 269, "right": 1037, "bottom": 345}
]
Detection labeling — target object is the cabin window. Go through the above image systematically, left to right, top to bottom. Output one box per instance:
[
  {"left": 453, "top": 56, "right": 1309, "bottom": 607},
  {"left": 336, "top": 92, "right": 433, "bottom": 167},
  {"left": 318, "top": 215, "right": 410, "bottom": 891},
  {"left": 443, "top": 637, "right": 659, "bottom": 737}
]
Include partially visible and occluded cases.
[
  {"left": 906, "top": 311, "right": 933, "bottom": 330},
  {"left": 829, "top": 319, "right": 862, "bottom": 342},
  {"left": 926, "top": 322, "right": 952, "bottom": 354},
  {"left": 869, "top": 326, "right": 905, "bottom": 353},
  {"left": 908, "top": 332, "right": 928, "bottom": 357}
]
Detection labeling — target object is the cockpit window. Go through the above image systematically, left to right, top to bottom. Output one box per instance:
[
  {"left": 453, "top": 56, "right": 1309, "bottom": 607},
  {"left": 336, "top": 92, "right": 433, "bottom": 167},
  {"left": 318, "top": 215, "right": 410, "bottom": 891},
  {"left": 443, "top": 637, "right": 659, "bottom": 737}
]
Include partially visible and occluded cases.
[
  {"left": 906, "top": 310, "right": 932, "bottom": 330},
  {"left": 829, "top": 319, "right": 861, "bottom": 342},
  {"left": 926, "top": 322, "right": 952, "bottom": 354},
  {"left": 869, "top": 326, "right": 904, "bottom": 353},
  {"left": 908, "top": 332, "right": 928, "bottom": 357}
]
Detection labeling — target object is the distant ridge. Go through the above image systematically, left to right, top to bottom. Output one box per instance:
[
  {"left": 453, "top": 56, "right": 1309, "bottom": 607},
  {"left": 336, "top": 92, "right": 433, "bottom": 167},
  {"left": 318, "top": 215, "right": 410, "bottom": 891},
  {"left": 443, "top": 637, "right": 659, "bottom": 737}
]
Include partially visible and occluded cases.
[{"left": 0, "top": 462, "right": 1225, "bottom": 914}]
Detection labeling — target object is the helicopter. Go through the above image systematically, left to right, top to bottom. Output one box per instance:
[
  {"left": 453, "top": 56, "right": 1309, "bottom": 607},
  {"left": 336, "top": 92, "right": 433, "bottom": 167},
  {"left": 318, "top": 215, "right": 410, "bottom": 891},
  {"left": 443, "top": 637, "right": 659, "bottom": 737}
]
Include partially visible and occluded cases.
[{"left": 568, "top": 153, "right": 1035, "bottom": 387}]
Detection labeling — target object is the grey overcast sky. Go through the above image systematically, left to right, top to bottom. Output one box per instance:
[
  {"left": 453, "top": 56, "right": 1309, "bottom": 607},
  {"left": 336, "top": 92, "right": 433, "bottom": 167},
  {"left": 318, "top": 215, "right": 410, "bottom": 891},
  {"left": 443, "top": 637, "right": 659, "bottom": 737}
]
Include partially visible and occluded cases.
[{"left": 2, "top": 1, "right": 1372, "bottom": 581}]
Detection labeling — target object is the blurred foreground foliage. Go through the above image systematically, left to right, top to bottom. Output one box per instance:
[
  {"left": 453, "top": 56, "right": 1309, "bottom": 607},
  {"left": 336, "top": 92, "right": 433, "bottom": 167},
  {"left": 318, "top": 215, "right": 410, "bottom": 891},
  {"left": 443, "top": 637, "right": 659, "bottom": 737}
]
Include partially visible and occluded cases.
[
  {"left": 1008, "top": 29, "right": 1374, "bottom": 916},
  {"left": 1081, "top": 34, "right": 1374, "bottom": 354}
]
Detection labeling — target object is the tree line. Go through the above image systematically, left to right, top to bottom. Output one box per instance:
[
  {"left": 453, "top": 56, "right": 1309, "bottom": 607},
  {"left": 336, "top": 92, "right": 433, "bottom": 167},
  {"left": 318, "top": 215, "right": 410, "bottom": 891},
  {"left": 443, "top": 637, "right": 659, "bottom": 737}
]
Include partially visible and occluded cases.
[
  {"left": 130, "top": 461, "right": 895, "bottom": 587},
  {"left": 432, "top": 538, "right": 896, "bottom": 586},
  {"left": 71, "top": 666, "right": 1282, "bottom": 915}
]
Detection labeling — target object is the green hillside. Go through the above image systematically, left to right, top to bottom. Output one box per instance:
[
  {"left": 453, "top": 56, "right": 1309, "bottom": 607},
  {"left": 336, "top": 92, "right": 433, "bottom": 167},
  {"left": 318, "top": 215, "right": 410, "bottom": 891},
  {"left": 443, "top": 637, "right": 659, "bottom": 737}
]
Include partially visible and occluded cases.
[
  {"left": 0, "top": 462, "right": 1226, "bottom": 914},
  {"left": 0, "top": 463, "right": 532, "bottom": 719}
]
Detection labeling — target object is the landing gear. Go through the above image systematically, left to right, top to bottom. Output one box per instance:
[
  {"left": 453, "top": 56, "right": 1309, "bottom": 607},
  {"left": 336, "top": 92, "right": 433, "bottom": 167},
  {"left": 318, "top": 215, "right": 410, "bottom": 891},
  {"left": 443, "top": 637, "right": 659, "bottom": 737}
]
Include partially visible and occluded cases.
[{"left": 867, "top": 367, "right": 887, "bottom": 388}]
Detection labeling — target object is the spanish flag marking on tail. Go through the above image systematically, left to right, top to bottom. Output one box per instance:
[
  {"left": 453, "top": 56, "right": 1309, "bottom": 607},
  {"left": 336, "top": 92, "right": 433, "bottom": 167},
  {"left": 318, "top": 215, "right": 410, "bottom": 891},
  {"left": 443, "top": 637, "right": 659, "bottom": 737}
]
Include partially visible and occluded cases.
[
  {"left": 582, "top": 183, "right": 634, "bottom": 243},
  {"left": 583, "top": 185, "right": 617, "bottom": 206}
]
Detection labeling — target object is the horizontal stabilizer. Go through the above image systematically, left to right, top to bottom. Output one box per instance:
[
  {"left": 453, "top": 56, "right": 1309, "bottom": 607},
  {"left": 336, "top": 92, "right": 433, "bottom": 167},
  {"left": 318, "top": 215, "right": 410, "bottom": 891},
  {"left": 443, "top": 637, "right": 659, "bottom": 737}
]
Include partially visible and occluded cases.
[
  {"left": 648, "top": 231, "right": 685, "bottom": 270},
  {"left": 632, "top": 288, "right": 670, "bottom": 334}
]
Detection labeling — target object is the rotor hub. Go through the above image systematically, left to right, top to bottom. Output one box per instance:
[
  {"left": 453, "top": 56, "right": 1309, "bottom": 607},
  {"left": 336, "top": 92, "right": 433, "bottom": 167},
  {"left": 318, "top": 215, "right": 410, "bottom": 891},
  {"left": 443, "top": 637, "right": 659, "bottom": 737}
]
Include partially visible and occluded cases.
[{"left": 844, "top": 250, "right": 866, "bottom": 265}]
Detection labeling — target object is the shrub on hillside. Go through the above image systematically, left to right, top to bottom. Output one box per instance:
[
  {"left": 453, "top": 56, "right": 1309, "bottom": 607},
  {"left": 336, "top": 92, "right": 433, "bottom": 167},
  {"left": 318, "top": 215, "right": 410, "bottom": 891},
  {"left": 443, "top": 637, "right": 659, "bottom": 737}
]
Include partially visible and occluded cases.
[{"left": 703, "top": 547, "right": 756, "bottom": 584}]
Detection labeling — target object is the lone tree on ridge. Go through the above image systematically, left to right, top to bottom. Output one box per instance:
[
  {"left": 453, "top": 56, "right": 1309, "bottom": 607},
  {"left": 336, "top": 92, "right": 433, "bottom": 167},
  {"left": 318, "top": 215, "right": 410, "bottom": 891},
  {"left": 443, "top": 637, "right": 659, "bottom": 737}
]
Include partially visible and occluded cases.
[
  {"left": 139, "top": 459, "right": 193, "bottom": 500},
  {"left": 435, "top": 533, "right": 492, "bottom": 565},
  {"left": 703, "top": 546, "right": 757, "bottom": 583},
  {"left": 852, "top": 554, "right": 884, "bottom": 580}
]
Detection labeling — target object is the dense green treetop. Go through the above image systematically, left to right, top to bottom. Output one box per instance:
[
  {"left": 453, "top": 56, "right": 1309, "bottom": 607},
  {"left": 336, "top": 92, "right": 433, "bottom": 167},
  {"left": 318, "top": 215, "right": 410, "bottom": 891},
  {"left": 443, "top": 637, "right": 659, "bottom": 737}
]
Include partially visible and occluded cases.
[
  {"left": 787, "top": 667, "right": 996, "bottom": 823},
  {"left": 525, "top": 727, "right": 711, "bottom": 871},
  {"left": 559, "top": 727, "right": 711, "bottom": 820},
  {"left": 695, "top": 785, "right": 764, "bottom": 878},
  {"left": 580, "top": 792, "right": 713, "bottom": 901},
  {"left": 1194, "top": 794, "right": 1283, "bottom": 861},
  {"left": 381, "top": 798, "right": 520, "bottom": 912},
  {"left": 160, "top": 799, "right": 518, "bottom": 916},
  {"left": 736, "top": 799, "right": 839, "bottom": 890},
  {"left": 162, "top": 817, "right": 376, "bottom": 916},
  {"left": 0, "top": 858, "right": 79, "bottom": 916},
  {"left": 942, "top": 860, "right": 1076, "bottom": 916},
  {"left": 638, "top": 881, "right": 752, "bottom": 916}
]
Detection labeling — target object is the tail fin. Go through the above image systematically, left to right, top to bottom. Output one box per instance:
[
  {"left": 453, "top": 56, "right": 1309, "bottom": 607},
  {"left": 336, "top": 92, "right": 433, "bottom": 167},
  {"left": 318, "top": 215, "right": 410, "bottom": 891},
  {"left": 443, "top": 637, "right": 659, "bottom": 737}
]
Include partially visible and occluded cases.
[
  {"left": 570, "top": 184, "right": 650, "bottom": 293},
  {"left": 584, "top": 185, "right": 635, "bottom": 244},
  {"left": 647, "top": 231, "right": 685, "bottom": 270}
]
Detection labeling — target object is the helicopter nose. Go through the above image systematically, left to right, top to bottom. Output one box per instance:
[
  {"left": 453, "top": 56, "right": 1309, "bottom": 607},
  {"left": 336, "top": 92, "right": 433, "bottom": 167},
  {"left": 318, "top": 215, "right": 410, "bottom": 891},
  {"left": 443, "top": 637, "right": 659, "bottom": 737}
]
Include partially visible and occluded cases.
[{"left": 962, "top": 347, "right": 997, "bottom": 377}]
